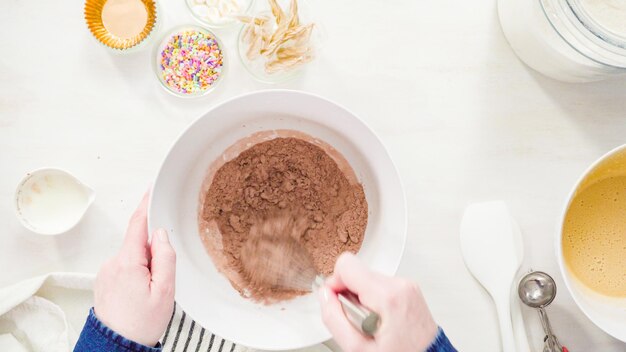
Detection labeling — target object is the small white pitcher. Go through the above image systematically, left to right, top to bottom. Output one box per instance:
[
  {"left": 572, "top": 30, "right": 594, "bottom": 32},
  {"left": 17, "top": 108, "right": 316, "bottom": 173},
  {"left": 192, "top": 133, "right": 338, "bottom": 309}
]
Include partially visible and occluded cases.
[{"left": 14, "top": 168, "right": 96, "bottom": 235}]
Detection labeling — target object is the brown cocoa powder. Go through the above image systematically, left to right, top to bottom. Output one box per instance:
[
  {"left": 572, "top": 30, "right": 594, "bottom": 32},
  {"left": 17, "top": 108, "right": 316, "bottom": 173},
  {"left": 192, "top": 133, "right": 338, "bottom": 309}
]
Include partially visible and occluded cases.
[{"left": 199, "top": 137, "right": 367, "bottom": 303}]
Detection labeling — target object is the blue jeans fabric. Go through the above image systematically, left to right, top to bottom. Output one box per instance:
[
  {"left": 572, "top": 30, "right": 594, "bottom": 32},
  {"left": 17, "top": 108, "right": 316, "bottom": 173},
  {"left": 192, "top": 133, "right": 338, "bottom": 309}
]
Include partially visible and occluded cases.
[
  {"left": 74, "top": 307, "right": 456, "bottom": 352},
  {"left": 74, "top": 308, "right": 161, "bottom": 352},
  {"left": 426, "top": 327, "right": 457, "bottom": 352}
]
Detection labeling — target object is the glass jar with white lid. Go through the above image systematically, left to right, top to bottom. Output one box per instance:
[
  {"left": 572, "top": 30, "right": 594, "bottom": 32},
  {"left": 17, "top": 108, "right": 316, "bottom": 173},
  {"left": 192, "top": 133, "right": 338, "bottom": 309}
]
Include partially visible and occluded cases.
[{"left": 498, "top": 0, "right": 626, "bottom": 82}]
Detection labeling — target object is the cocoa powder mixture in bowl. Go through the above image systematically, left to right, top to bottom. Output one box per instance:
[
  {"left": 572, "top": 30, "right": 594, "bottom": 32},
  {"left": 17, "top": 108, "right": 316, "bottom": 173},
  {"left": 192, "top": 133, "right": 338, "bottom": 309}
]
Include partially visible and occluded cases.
[
  {"left": 150, "top": 90, "right": 407, "bottom": 350},
  {"left": 198, "top": 134, "right": 368, "bottom": 303}
]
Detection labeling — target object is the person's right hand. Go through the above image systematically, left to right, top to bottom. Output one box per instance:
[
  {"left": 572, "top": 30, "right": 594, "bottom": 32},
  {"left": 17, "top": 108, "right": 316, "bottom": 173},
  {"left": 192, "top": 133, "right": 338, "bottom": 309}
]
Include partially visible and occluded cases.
[{"left": 319, "top": 252, "right": 439, "bottom": 352}]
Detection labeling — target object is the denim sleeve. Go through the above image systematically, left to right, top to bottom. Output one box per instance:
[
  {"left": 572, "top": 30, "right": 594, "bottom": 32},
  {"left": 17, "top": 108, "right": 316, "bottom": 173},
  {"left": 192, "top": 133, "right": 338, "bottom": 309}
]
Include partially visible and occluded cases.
[
  {"left": 74, "top": 308, "right": 162, "bottom": 352},
  {"left": 425, "top": 327, "right": 457, "bottom": 352}
]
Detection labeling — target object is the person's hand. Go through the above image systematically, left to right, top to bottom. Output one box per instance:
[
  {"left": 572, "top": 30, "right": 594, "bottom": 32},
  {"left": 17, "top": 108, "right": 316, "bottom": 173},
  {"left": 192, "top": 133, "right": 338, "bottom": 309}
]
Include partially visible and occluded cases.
[
  {"left": 93, "top": 192, "right": 176, "bottom": 347},
  {"left": 319, "top": 252, "right": 438, "bottom": 352}
]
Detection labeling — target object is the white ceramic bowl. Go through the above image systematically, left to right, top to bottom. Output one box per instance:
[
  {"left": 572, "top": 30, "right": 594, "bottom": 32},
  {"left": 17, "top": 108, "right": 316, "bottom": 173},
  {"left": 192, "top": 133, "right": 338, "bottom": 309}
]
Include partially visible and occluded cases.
[
  {"left": 148, "top": 90, "right": 407, "bottom": 350},
  {"left": 556, "top": 144, "right": 626, "bottom": 342}
]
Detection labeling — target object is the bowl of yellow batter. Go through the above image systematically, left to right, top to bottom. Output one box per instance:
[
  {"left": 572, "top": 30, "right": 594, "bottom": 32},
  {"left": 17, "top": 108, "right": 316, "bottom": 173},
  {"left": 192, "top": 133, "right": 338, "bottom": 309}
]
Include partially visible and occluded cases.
[{"left": 558, "top": 144, "right": 626, "bottom": 342}]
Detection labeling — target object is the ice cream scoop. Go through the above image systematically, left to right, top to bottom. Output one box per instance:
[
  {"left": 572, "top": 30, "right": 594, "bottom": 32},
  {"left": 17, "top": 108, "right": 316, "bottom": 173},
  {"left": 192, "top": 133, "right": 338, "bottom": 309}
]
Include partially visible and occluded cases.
[{"left": 518, "top": 271, "right": 568, "bottom": 352}]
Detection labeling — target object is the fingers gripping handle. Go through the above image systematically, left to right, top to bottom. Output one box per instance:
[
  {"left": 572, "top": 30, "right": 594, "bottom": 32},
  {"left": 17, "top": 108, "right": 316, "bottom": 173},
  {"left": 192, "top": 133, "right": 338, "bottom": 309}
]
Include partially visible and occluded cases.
[{"left": 314, "top": 275, "right": 380, "bottom": 336}]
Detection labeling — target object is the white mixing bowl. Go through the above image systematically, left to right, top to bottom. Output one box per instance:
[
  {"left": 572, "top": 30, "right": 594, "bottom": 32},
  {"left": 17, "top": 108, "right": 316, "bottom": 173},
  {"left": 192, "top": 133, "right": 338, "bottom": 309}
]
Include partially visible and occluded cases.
[
  {"left": 148, "top": 90, "right": 407, "bottom": 350},
  {"left": 556, "top": 144, "right": 626, "bottom": 342}
]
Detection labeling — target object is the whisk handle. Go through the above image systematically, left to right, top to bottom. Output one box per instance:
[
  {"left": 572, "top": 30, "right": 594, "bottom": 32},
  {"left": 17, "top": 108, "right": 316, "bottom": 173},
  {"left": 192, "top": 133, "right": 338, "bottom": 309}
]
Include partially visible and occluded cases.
[
  {"left": 313, "top": 275, "right": 380, "bottom": 336},
  {"left": 337, "top": 291, "right": 380, "bottom": 336}
]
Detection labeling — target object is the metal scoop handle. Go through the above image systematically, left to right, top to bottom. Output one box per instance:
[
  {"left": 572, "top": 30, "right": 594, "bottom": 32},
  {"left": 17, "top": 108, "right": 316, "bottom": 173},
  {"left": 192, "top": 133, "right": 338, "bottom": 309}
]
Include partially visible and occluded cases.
[{"left": 314, "top": 276, "right": 380, "bottom": 336}]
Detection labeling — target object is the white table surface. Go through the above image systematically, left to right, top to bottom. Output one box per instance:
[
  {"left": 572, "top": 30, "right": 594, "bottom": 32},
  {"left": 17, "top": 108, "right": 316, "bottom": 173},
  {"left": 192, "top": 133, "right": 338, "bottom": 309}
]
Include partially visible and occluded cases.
[{"left": 1, "top": 0, "right": 626, "bottom": 351}]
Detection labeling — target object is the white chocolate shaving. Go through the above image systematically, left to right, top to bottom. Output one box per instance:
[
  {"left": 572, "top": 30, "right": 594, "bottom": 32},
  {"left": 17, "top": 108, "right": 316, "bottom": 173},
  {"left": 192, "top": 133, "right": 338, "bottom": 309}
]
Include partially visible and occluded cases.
[
  {"left": 190, "top": 0, "right": 243, "bottom": 25},
  {"left": 238, "top": 0, "right": 315, "bottom": 75}
]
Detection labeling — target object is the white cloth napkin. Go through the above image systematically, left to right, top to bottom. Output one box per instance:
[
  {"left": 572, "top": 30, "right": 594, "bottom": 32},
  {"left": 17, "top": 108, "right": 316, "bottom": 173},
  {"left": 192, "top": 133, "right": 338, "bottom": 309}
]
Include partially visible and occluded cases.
[
  {"left": 0, "top": 272, "right": 94, "bottom": 352},
  {"left": 0, "top": 273, "right": 331, "bottom": 352}
]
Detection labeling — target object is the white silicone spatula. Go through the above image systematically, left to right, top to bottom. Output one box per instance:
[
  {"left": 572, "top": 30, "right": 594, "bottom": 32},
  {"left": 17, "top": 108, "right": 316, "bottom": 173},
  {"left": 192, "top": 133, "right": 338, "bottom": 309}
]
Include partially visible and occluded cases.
[{"left": 460, "top": 201, "right": 528, "bottom": 352}]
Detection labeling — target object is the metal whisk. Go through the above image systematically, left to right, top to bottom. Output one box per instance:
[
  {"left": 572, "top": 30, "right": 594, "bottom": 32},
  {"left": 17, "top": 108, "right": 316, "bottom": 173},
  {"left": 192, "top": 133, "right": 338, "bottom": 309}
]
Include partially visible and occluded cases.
[{"left": 240, "top": 214, "right": 380, "bottom": 336}]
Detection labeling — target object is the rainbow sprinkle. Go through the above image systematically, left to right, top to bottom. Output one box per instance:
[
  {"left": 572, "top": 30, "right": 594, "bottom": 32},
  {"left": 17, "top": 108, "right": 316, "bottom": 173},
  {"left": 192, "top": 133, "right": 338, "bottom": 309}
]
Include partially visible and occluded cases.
[{"left": 158, "top": 29, "right": 224, "bottom": 95}]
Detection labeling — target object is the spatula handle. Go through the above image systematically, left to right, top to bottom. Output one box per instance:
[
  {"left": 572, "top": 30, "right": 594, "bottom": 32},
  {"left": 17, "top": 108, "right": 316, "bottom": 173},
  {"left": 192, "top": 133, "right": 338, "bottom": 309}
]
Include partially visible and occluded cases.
[{"left": 495, "top": 296, "right": 517, "bottom": 352}]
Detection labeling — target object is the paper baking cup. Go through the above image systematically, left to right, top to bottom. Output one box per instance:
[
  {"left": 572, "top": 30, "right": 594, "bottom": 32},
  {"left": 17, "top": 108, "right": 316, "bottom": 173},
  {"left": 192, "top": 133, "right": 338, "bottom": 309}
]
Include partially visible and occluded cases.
[{"left": 85, "top": 0, "right": 158, "bottom": 50}]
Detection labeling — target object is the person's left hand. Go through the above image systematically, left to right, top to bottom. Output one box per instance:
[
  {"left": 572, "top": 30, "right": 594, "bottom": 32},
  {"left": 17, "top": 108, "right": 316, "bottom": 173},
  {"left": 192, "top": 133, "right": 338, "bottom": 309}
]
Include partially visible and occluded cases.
[{"left": 93, "top": 192, "right": 176, "bottom": 347}]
